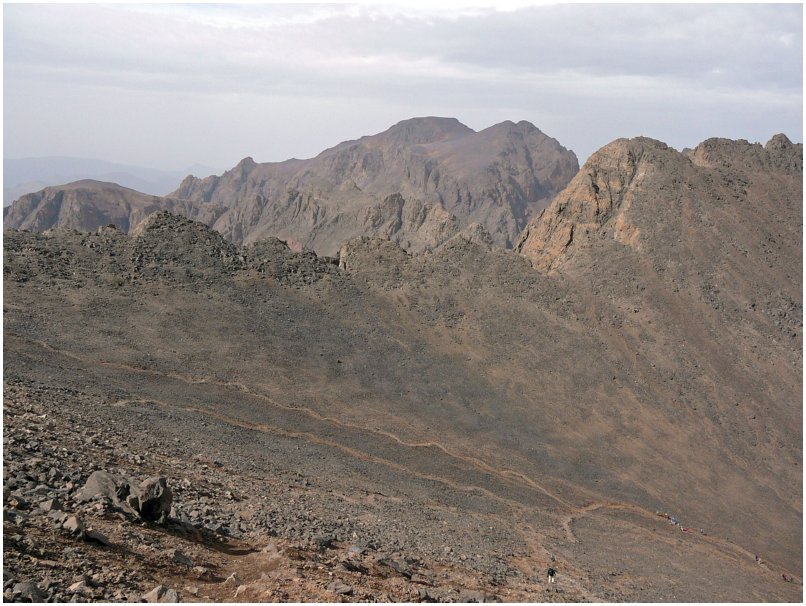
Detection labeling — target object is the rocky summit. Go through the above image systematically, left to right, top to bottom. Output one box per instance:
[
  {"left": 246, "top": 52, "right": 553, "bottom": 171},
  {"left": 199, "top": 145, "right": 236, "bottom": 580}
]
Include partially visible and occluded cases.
[
  {"left": 4, "top": 117, "right": 578, "bottom": 256},
  {"left": 2, "top": 131, "right": 802, "bottom": 603}
]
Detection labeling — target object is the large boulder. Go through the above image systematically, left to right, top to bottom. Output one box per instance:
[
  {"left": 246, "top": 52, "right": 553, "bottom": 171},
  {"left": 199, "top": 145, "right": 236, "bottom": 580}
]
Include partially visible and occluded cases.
[
  {"left": 75, "top": 470, "right": 139, "bottom": 516},
  {"left": 75, "top": 470, "right": 127, "bottom": 503},
  {"left": 76, "top": 471, "right": 172, "bottom": 522},
  {"left": 137, "top": 477, "right": 172, "bottom": 523}
]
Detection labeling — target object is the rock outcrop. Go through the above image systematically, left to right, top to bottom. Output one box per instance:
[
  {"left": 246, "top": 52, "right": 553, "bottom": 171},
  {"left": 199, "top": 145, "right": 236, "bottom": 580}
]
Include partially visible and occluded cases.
[{"left": 516, "top": 134, "right": 803, "bottom": 273}]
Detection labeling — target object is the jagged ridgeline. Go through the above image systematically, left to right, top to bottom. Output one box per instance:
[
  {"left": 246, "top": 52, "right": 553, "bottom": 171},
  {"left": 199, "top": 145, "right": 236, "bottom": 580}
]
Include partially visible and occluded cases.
[
  {"left": 3, "top": 117, "right": 579, "bottom": 255},
  {"left": 3, "top": 129, "right": 802, "bottom": 601}
]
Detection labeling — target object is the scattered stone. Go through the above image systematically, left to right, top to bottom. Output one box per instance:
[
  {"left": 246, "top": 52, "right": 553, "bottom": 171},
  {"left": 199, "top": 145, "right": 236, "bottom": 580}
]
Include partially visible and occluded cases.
[
  {"left": 9, "top": 495, "right": 28, "bottom": 510},
  {"left": 38, "top": 498, "right": 62, "bottom": 512},
  {"left": 47, "top": 510, "right": 68, "bottom": 524},
  {"left": 62, "top": 515, "right": 85, "bottom": 536},
  {"left": 85, "top": 529, "right": 111, "bottom": 546},
  {"left": 315, "top": 534, "right": 334, "bottom": 549},
  {"left": 347, "top": 544, "right": 367, "bottom": 556},
  {"left": 168, "top": 548, "right": 194, "bottom": 567},
  {"left": 380, "top": 557, "right": 413, "bottom": 578},
  {"left": 3, "top": 568, "right": 15, "bottom": 591},
  {"left": 412, "top": 572, "right": 436, "bottom": 585},
  {"left": 68, "top": 580, "right": 91, "bottom": 596},
  {"left": 327, "top": 580, "right": 354, "bottom": 595},
  {"left": 143, "top": 584, "right": 180, "bottom": 603},
  {"left": 418, "top": 587, "right": 438, "bottom": 602},
  {"left": 459, "top": 589, "right": 500, "bottom": 603}
]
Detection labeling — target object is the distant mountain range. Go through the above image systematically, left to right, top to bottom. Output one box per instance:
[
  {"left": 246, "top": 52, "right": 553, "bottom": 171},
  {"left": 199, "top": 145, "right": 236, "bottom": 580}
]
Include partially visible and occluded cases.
[
  {"left": 3, "top": 118, "right": 579, "bottom": 255},
  {"left": 3, "top": 156, "right": 222, "bottom": 207}
]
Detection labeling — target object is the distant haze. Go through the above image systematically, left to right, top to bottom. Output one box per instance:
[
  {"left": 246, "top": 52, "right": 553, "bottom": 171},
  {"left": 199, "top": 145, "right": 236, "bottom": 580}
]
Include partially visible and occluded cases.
[
  {"left": 4, "top": 3, "right": 802, "bottom": 170},
  {"left": 3, "top": 157, "right": 223, "bottom": 206}
]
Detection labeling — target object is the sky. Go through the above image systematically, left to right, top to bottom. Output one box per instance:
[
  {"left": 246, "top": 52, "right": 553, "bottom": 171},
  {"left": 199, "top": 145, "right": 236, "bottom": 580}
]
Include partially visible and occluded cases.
[{"left": 3, "top": 2, "right": 803, "bottom": 171}]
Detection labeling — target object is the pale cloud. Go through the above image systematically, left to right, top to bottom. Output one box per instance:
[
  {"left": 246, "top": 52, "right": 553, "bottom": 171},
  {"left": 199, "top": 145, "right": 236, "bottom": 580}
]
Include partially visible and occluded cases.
[{"left": 4, "top": 3, "right": 802, "bottom": 169}]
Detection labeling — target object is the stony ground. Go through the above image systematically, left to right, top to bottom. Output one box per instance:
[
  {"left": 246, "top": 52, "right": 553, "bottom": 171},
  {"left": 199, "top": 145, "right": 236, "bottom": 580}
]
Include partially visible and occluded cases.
[{"left": 3, "top": 380, "right": 589, "bottom": 603}]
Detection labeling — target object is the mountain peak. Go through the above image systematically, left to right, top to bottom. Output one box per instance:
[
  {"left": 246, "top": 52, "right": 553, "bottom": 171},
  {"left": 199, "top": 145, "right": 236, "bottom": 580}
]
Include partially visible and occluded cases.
[
  {"left": 382, "top": 116, "right": 474, "bottom": 145},
  {"left": 485, "top": 119, "right": 542, "bottom": 134},
  {"left": 766, "top": 133, "right": 793, "bottom": 150}
]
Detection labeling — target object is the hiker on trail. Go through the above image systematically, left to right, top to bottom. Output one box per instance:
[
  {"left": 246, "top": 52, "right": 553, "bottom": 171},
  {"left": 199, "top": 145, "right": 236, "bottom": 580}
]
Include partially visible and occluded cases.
[{"left": 547, "top": 567, "right": 556, "bottom": 583}]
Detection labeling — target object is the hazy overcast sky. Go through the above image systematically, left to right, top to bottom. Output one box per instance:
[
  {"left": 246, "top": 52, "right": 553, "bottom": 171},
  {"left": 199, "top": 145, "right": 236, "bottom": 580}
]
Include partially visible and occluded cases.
[{"left": 4, "top": 2, "right": 803, "bottom": 171}]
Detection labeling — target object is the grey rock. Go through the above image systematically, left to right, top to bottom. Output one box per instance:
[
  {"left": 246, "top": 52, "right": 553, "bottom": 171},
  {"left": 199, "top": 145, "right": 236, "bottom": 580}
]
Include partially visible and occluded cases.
[
  {"left": 75, "top": 470, "right": 128, "bottom": 504},
  {"left": 137, "top": 477, "right": 172, "bottom": 523},
  {"left": 126, "top": 493, "right": 139, "bottom": 512},
  {"left": 8, "top": 495, "right": 28, "bottom": 510},
  {"left": 39, "top": 498, "right": 62, "bottom": 512},
  {"left": 48, "top": 510, "right": 68, "bottom": 524},
  {"left": 62, "top": 515, "right": 85, "bottom": 536},
  {"left": 85, "top": 529, "right": 111, "bottom": 546},
  {"left": 315, "top": 534, "right": 334, "bottom": 549},
  {"left": 347, "top": 543, "right": 367, "bottom": 556},
  {"left": 168, "top": 548, "right": 194, "bottom": 567},
  {"left": 380, "top": 557, "right": 413, "bottom": 578},
  {"left": 3, "top": 567, "right": 15, "bottom": 589},
  {"left": 68, "top": 580, "right": 91, "bottom": 596},
  {"left": 327, "top": 580, "right": 354, "bottom": 595},
  {"left": 12, "top": 581, "right": 46, "bottom": 602},
  {"left": 143, "top": 584, "right": 180, "bottom": 603},
  {"left": 418, "top": 587, "right": 438, "bottom": 602},
  {"left": 163, "top": 588, "right": 180, "bottom": 603},
  {"left": 459, "top": 589, "right": 500, "bottom": 603}
]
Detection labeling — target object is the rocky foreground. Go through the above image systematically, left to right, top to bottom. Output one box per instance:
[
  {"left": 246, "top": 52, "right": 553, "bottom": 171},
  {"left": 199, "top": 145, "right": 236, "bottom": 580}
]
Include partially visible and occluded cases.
[{"left": 5, "top": 381, "right": 557, "bottom": 603}]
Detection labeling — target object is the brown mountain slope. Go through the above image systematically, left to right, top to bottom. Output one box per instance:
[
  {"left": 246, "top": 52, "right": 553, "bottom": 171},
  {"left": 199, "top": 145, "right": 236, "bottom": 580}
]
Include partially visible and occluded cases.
[
  {"left": 3, "top": 118, "right": 577, "bottom": 256},
  {"left": 515, "top": 133, "right": 802, "bottom": 570}
]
